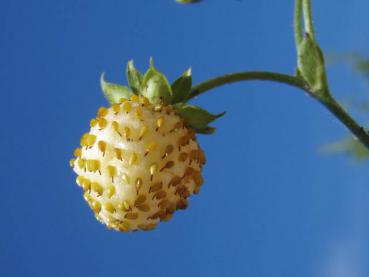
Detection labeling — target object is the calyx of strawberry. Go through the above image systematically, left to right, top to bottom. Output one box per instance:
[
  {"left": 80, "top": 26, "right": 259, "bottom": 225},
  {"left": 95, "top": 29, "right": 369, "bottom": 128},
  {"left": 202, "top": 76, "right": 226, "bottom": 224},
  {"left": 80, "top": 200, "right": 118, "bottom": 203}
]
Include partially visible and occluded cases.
[{"left": 100, "top": 59, "right": 224, "bottom": 134}]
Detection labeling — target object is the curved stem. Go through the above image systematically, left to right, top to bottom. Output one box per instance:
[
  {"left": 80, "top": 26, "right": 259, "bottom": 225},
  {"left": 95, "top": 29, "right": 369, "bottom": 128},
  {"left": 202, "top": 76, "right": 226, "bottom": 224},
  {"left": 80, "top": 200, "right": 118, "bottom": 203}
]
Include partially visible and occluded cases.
[
  {"left": 190, "top": 71, "right": 310, "bottom": 99},
  {"left": 189, "top": 72, "right": 369, "bottom": 149}
]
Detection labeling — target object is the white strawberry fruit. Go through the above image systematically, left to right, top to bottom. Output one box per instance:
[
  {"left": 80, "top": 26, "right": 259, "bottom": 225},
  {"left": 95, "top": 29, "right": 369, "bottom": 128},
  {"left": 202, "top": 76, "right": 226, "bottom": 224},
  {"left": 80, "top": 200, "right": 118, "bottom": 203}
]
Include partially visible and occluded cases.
[{"left": 70, "top": 60, "right": 224, "bottom": 232}]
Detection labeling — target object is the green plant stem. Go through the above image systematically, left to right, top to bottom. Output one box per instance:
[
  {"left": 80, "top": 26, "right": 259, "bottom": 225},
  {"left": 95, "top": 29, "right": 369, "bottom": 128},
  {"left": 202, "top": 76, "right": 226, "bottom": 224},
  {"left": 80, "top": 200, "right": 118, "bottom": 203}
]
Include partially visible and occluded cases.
[
  {"left": 294, "top": 0, "right": 303, "bottom": 45},
  {"left": 302, "top": 0, "right": 315, "bottom": 38},
  {"left": 190, "top": 71, "right": 310, "bottom": 98},
  {"left": 190, "top": 72, "right": 369, "bottom": 148},
  {"left": 319, "top": 93, "right": 369, "bottom": 148}
]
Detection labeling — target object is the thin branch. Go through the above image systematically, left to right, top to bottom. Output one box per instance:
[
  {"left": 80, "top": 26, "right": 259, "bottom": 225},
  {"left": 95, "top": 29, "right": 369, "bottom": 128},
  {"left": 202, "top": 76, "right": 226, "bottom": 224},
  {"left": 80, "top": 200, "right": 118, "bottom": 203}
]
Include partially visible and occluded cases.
[
  {"left": 190, "top": 71, "right": 309, "bottom": 99},
  {"left": 189, "top": 72, "right": 369, "bottom": 149}
]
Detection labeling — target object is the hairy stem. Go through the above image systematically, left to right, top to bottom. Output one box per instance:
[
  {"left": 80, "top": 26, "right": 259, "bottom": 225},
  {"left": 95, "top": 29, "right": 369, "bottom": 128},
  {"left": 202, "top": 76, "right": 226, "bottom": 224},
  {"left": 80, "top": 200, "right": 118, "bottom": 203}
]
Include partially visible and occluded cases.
[{"left": 190, "top": 72, "right": 369, "bottom": 148}]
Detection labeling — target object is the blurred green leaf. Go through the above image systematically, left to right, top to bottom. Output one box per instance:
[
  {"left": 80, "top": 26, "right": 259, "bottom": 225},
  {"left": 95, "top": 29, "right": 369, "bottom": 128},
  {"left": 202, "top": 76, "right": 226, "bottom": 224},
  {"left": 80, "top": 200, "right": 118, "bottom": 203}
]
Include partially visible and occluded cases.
[{"left": 323, "top": 138, "right": 369, "bottom": 161}]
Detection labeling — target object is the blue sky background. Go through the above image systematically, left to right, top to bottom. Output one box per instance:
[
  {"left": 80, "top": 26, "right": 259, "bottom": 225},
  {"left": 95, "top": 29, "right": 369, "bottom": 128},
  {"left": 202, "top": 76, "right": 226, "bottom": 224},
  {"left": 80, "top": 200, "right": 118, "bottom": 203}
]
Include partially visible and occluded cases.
[{"left": 1, "top": 0, "right": 369, "bottom": 276}]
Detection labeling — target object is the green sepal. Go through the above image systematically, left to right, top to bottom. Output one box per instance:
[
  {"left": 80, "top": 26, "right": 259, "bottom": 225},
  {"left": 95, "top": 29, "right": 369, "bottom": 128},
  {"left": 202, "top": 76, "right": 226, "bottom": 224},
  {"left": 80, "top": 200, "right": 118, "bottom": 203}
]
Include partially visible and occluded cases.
[
  {"left": 297, "top": 33, "right": 328, "bottom": 93},
  {"left": 126, "top": 60, "right": 143, "bottom": 94},
  {"left": 141, "top": 60, "right": 173, "bottom": 105},
  {"left": 171, "top": 68, "right": 192, "bottom": 103},
  {"left": 100, "top": 73, "right": 134, "bottom": 104},
  {"left": 173, "top": 103, "right": 225, "bottom": 133},
  {"left": 193, "top": 126, "right": 216, "bottom": 134}
]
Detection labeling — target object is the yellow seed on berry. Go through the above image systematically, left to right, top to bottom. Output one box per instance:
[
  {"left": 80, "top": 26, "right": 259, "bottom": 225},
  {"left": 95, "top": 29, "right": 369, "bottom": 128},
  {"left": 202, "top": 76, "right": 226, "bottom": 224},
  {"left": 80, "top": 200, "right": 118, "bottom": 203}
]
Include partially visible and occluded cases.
[
  {"left": 131, "top": 95, "right": 139, "bottom": 102},
  {"left": 140, "top": 97, "right": 150, "bottom": 106},
  {"left": 122, "top": 102, "right": 132, "bottom": 113},
  {"left": 111, "top": 103, "right": 120, "bottom": 114},
  {"left": 97, "top": 107, "right": 108, "bottom": 117},
  {"left": 135, "top": 107, "right": 143, "bottom": 120},
  {"left": 156, "top": 117, "right": 164, "bottom": 129},
  {"left": 98, "top": 118, "right": 107, "bottom": 129},
  {"left": 90, "top": 119, "right": 97, "bottom": 127},
  {"left": 111, "top": 121, "right": 121, "bottom": 135},
  {"left": 123, "top": 126, "right": 131, "bottom": 140},
  {"left": 139, "top": 126, "right": 148, "bottom": 140},
  {"left": 80, "top": 133, "right": 89, "bottom": 147},
  {"left": 98, "top": 141, "right": 106, "bottom": 155},
  {"left": 145, "top": 142, "right": 157, "bottom": 155},
  {"left": 162, "top": 144, "right": 174, "bottom": 158},
  {"left": 74, "top": 148, "right": 82, "bottom": 157},
  {"left": 114, "top": 148, "right": 123, "bottom": 160},
  {"left": 198, "top": 149, "right": 206, "bottom": 164},
  {"left": 128, "top": 152, "right": 138, "bottom": 166},
  {"left": 178, "top": 152, "right": 188, "bottom": 162},
  {"left": 69, "top": 158, "right": 75, "bottom": 168},
  {"left": 78, "top": 158, "right": 86, "bottom": 169},
  {"left": 86, "top": 159, "right": 100, "bottom": 172},
  {"left": 160, "top": 161, "right": 174, "bottom": 171},
  {"left": 150, "top": 163, "right": 158, "bottom": 176},
  {"left": 107, "top": 165, "right": 116, "bottom": 179},
  {"left": 193, "top": 172, "right": 204, "bottom": 186},
  {"left": 76, "top": 176, "right": 84, "bottom": 186},
  {"left": 135, "top": 177, "right": 143, "bottom": 193},
  {"left": 82, "top": 179, "right": 91, "bottom": 191},
  {"left": 91, "top": 182, "right": 103, "bottom": 196},
  {"left": 150, "top": 182, "right": 163, "bottom": 193},
  {"left": 106, "top": 186, "right": 116, "bottom": 198},
  {"left": 153, "top": 190, "right": 167, "bottom": 200},
  {"left": 134, "top": 195, "right": 146, "bottom": 206},
  {"left": 91, "top": 200, "right": 101, "bottom": 213},
  {"left": 117, "top": 200, "right": 131, "bottom": 211},
  {"left": 123, "top": 200, "right": 131, "bottom": 210},
  {"left": 104, "top": 202, "right": 116, "bottom": 213},
  {"left": 137, "top": 204, "right": 150, "bottom": 212},
  {"left": 125, "top": 212, "right": 138, "bottom": 220},
  {"left": 162, "top": 213, "right": 173, "bottom": 222},
  {"left": 118, "top": 221, "right": 130, "bottom": 232}
]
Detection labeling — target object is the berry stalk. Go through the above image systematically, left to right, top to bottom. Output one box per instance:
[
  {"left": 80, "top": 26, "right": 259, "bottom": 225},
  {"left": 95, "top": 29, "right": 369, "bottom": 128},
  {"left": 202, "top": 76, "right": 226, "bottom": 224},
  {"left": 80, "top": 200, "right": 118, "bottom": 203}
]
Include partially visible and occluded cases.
[{"left": 190, "top": 71, "right": 369, "bottom": 149}]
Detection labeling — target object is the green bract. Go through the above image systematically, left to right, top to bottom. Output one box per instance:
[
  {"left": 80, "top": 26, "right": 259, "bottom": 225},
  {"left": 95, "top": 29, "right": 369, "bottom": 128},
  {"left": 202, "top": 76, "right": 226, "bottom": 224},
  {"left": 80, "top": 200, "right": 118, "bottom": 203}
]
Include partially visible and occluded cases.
[
  {"left": 297, "top": 34, "right": 328, "bottom": 95},
  {"left": 101, "top": 59, "right": 224, "bottom": 134},
  {"left": 126, "top": 60, "right": 142, "bottom": 94},
  {"left": 171, "top": 68, "right": 192, "bottom": 104},
  {"left": 100, "top": 73, "right": 134, "bottom": 104},
  {"left": 173, "top": 103, "right": 225, "bottom": 134}
]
